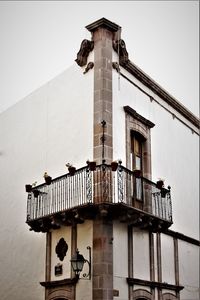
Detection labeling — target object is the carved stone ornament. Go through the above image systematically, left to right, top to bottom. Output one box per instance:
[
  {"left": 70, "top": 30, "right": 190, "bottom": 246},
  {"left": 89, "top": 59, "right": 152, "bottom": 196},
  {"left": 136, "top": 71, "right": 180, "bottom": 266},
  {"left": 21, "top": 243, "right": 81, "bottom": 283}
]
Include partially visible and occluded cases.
[
  {"left": 75, "top": 39, "right": 94, "bottom": 67},
  {"left": 113, "top": 39, "right": 129, "bottom": 65},
  {"left": 83, "top": 62, "right": 94, "bottom": 74},
  {"left": 112, "top": 62, "right": 120, "bottom": 72},
  {"left": 55, "top": 238, "right": 68, "bottom": 261}
]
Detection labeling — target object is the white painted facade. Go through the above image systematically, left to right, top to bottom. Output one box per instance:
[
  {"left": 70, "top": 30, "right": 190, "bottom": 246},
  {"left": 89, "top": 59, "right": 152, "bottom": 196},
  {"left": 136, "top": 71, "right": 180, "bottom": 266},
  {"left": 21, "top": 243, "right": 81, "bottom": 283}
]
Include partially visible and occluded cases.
[
  {"left": 0, "top": 18, "right": 199, "bottom": 300},
  {"left": 112, "top": 51, "right": 199, "bottom": 299},
  {"left": 0, "top": 64, "right": 93, "bottom": 300},
  {"left": 113, "top": 64, "right": 199, "bottom": 240},
  {"left": 47, "top": 220, "right": 93, "bottom": 299},
  {"left": 76, "top": 221, "right": 93, "bottom": 300},
  {"left": 113, "top": 221, "right": 129, "bottom": 300},
  {"left": 51, "top": 226, "right": 72, "bottom": 281},
  {"left": 132, "top": 229, "right": 150, "bottom": 281},
  {"left": 161, "top": 234, "right": 175, "bottom": 285},
  {"left": 179, "top": 241, "right": 199, "bottom": 300}
]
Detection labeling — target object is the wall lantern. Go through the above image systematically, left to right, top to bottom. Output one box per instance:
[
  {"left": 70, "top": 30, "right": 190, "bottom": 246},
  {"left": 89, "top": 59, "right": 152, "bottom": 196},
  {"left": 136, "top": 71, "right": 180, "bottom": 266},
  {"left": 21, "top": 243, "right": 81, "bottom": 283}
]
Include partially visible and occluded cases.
[{"left": 70, "top": 246, "right": 91, "bottom": 280}]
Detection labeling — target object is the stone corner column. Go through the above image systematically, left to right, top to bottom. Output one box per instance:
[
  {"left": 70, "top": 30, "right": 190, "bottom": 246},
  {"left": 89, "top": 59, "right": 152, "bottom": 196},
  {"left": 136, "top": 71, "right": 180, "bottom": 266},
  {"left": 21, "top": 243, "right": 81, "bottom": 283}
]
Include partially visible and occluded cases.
[
  {"left": 86, "top": 18, "right": 121, "bottom": 300},
  {"left": 86, "top": 18, "right": 121, "bottom": 165}
]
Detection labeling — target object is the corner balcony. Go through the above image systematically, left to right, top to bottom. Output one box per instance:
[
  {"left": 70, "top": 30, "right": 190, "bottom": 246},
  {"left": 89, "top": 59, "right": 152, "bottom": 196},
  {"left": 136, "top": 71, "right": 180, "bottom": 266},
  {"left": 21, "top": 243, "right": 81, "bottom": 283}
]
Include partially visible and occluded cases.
[{"left": 26, "top": 163, "right": 173, "bottom": 232}]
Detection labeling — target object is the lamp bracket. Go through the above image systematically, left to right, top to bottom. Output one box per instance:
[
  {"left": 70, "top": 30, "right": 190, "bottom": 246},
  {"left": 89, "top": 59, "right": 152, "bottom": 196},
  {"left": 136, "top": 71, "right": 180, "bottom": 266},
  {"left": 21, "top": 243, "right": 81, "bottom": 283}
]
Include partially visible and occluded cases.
[{"left": 82, "top": 246, "right": 91, "bottom": 280}]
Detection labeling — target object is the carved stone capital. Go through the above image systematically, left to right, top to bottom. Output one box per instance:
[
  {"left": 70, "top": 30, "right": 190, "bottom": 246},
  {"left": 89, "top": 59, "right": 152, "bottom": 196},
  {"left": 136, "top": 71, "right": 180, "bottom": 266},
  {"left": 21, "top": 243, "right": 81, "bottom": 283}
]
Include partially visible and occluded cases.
[
  {"left": 75, "top": 39, "right": 94, "bottom": 67},
  {"left": 113, "top": 39, "right": 129, "bottom": 66}
]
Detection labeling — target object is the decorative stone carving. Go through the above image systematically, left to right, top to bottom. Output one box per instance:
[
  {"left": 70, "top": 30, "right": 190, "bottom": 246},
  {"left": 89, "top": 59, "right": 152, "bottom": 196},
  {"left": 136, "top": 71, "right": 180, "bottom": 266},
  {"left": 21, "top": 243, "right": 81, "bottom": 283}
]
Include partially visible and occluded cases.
[
  {"left": 75, "top": 39, "right": 94, "bottom": 67},
  {"left": 113, "top": 39, "right": 129, "bottom": 65},
  {"left": 83, "top": 62, "right": 94, "bottom": 74},
  {"left": 112, "top": 62, "right": 120, "bottom": 72},
  {"left": 55, "top": 238, "right": 68, "bottom": 261},
  {"left": 41, "top": 279, "right": 78, "bottom": 300},
  {"left": 132, "top": 288, "right": 153, "bottom": 300},
  {"left": 162, "top": 293, "right": 178, "bottom": 300}
]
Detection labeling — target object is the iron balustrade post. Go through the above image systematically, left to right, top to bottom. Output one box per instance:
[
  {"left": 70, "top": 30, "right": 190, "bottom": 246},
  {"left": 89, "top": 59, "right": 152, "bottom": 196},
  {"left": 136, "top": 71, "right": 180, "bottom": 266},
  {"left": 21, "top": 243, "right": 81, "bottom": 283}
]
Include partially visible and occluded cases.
[
  {"left": 117, "top": 164, "right": 124, "bottom": 202},
  {"left": 86, "top": 168, "right": 92, "bottom": 203},
  {"left": 167, "top": 187, "right": 172, "bottom": 222},
  {"left": 26, "top": 193, "right": 31, "bottom": 221}
]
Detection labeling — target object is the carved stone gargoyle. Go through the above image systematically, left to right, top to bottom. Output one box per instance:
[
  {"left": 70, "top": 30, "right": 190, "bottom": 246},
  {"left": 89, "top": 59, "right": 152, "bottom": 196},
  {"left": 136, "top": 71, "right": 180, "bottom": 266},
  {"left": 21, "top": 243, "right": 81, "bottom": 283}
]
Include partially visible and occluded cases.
[
  {"left": 75, "top": 39, "right": 94, "bottom": 67},
  {"left": 113, "top": 39, "right": 129, "bottom": 66}
]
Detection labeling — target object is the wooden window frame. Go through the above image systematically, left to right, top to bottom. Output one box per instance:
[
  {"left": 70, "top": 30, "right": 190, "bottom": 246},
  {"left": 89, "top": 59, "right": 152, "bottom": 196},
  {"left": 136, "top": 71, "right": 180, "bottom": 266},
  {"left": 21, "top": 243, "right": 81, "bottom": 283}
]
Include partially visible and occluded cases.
[{"left": 124, "top": 106, "right": 155, "bottom": 180}]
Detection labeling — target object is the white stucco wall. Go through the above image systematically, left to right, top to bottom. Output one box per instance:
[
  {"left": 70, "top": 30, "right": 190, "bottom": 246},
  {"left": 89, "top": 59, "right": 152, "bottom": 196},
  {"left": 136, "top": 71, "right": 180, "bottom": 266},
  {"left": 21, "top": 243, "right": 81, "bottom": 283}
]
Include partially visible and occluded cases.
[
  {"left": 0, "top": 63, "right": 93, "bottom": 300},
  {"left": 113, "top": 67, "right": 199, "bottom": 239},
  {"left": 76, "top": 221, "right": 93, "bottom": 300},
  {"left": 113, "top": 221, "right": 128, "bottom": 300},
  {"left": 51, "top": 226, "right": 71, "bottom": 281},
  {"left": 133, "top": 228, "right": 150, "bottom": 280},
  {"left": 153, "top": 233, "right": 158, "bottom": 282},
  {"left": 161, "top": 234, "right": 175, "bottom": 284},
  {"left": 179, "top": 240, "right": 199, "bottom": 300}
]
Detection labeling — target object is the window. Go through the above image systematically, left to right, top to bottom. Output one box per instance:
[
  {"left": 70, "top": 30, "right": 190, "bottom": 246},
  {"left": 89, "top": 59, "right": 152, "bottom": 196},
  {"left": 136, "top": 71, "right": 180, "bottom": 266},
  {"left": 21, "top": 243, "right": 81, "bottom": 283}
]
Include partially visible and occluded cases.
[
  {"left": 124, "top": 106, "right": 155, "bottom": 212},
  {"left": 131, "top": 132, "right": 144, "bottom": 203},
  {"left": 131, "top": 132, "right": 143, "bottom": 171}
]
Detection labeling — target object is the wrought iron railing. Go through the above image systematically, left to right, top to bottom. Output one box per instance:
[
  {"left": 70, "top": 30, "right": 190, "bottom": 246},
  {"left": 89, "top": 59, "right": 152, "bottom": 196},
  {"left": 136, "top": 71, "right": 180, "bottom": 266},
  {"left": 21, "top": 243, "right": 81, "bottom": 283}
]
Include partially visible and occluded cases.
[{"left": 26, "top": 164, "right": 172, "bottom": 222}]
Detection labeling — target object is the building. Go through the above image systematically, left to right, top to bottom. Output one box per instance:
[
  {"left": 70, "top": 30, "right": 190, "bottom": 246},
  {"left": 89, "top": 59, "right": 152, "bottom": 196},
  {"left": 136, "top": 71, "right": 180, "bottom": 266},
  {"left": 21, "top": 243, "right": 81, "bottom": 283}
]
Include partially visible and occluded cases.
[{"left": 0, "top": 18, "right": 199, "bottom": 300}]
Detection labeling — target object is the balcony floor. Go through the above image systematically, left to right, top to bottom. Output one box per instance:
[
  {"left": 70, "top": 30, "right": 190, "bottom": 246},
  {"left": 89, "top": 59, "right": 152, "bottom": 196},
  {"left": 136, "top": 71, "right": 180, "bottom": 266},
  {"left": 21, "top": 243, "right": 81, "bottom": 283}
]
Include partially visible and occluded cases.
[{"left": 27, "top": 201, "right": 172, "bottom": 233}]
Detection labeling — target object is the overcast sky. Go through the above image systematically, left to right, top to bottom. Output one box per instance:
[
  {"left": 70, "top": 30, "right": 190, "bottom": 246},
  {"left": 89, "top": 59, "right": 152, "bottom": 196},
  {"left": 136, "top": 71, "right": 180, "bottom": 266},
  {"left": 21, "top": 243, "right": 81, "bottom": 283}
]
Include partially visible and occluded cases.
[{"left": 0, "top": 1, "right": 199, "bottom": 115}]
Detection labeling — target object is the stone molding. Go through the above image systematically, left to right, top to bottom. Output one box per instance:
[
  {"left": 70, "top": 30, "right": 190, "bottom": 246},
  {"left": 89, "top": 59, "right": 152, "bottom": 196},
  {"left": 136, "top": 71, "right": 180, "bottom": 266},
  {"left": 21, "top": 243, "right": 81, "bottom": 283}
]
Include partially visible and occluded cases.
[
  {"left": 86, "top": 17, "right": 120, "bottom": 33},
  {"left": 112, "top": 35, "right": 199, "bottom": 129},
  {"left": 123, "top": 60, "right": 199, "bottom": 129},
  {"left": 124, "top": 63, "right": 199, "bottom": 129},
  {"left": 124, "top": 106, "right": 155, "bottom": 129},
  {"left": 124, "top": 106, "right": 153, "bottom": 181},
  {"left": 165, "top": 229, "right": 200, "bottom": 246},
  {"left": 127, "top": 277, "right": 184, "bottom": 292},
  {"left": 40, "top": 278, "right": 78, "bottom": 300},
  {"left": 40, "top": 278, "right": 78, "bottom": 288},
  {"left": 132, "top": 288, "right": 153, "bottom": 300},
  {"left": 132, "top": 289, "right": 178, "bottom": 300},
  {"left": 162, "top": 293, "right": 178, "bottom": 300}
]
